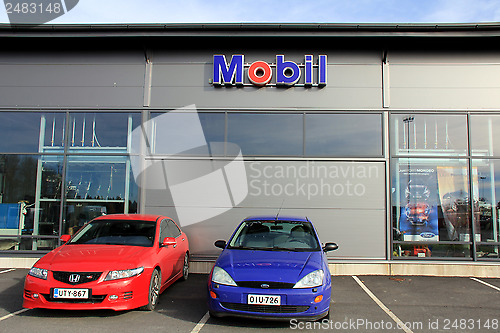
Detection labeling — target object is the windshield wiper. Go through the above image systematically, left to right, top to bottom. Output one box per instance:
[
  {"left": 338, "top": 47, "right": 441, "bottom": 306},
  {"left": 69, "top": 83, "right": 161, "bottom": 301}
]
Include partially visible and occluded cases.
[
  {"left": 228, "top": 246, "right": 273, "bottom": 251},
  {"left": 272, "top": 246, "right": 299, "bottom": 252}
]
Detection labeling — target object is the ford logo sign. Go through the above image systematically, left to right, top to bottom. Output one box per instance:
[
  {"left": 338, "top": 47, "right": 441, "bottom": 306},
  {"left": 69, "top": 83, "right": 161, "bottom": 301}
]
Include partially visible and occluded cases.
[
  {"left": 420, "top": 232, "right": 436, "bottom": 238},
  {"left": 260, "top": 284, "right": 270, "bottom": 289}
]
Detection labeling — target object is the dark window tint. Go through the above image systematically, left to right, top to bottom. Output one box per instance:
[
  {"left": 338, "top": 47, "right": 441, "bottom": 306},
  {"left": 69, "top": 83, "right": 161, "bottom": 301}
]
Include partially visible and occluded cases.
[{"left": 306, "top": 114, "right": 382, "bottom": 157}]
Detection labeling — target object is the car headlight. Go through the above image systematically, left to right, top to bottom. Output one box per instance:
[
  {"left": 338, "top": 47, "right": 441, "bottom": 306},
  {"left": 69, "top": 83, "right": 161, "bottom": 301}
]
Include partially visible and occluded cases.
[
  {"left": 211, "top": 266, "right": 237, "bottom": 286},
  {"left": 28, "top": 267, "right": 48, "bottom": 280},
  {"left": 104, "top": 267, "right": 144, "bottom": 281},
  {"left": 293, "top": 269, "right": 324, "bottom": 288}
]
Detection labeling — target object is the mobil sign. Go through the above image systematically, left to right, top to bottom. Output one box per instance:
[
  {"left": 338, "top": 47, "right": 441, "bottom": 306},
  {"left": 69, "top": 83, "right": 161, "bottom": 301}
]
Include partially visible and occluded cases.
[{"left": 212, "top": 54, "right": 327, "bottom": 87}]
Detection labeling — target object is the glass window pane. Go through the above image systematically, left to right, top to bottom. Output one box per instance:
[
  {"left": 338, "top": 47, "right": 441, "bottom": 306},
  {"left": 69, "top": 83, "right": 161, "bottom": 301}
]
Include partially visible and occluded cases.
[
  {"left": 0, "top": 112, "right": 66, "bottom": 153},
  {"left": 148, "top": 112, "right": 225, "bottom": 156},
  {"left": 68, "top": 113, "right": 140, "bottom": 152},
  {"left": 228, "top": 113, "right": 303, "bottom": 156},
  {"left": 305, "top": 113, "right": 382, "bottom": 157},
  {"left": 391, "top": 114, "right": 468, "bottom": 156},
  {"left": 470, "top": 115, "right": 500, "bottom": 156},
  {"left": 0, "top": 154, "right": 62, "bottom": 251},
  {"left": 63, "top": 156, "right": 131, "bottom": 235},
  {"left": 65, "top": 157, "right": 127, "bottom": 201},
  {"left": 392, "top": 158, "right": 472, "bottom": 258},
  {"left": 472, "top": 159, "right": 500, "bottom": 259},
  {"left": 0, "top": 236, "right": 58, "bottom": 251},
  {"left": 393, "top": 243, "right": 471, "bottom": 258}
]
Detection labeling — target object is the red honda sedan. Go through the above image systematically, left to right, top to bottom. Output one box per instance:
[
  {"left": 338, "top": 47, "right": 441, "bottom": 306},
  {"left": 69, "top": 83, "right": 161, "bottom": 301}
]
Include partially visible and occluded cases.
[{"left": 23, "top": 214, "right": 189, "bottom": 311}]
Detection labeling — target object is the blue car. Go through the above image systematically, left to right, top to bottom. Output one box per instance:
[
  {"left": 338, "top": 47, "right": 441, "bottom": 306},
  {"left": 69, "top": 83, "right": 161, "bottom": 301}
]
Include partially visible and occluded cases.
[{"left": 207, "top": 215, "right": 338, "bottom": 321}]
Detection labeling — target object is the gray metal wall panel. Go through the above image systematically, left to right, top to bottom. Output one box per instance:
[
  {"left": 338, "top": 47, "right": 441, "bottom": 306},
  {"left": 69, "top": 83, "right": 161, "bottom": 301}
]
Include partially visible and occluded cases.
[
  {"left": 149, "top": 50, "right": 383, "bottom": 109},
  {"left": 389, "top": 52, "right": 500, "bottom": 109},
  {"left": 0, "top": 53, "right": 145, "bottom": 107},
  {"left": 0, "top": 86, "right": 143, "bottom": 107},
  {"left": 144, "top": 160, "right": 386, "bottom": 259}
]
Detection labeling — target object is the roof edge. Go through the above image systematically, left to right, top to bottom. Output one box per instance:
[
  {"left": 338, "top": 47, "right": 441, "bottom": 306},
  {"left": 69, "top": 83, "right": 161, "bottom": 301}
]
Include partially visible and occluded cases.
[{"left": 1, "top": 22, "right": 500, "bottom": 38}]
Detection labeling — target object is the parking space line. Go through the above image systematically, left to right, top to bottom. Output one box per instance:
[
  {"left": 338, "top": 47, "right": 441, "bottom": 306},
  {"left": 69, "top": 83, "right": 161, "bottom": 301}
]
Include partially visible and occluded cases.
[
  {"left": 0, "top": 269, "right": 15, "bottom": 274},
  {"left": 352, "top": 276, "right": 414, "bottom": 333},
  {"left": 470, "top": 277, "right": 500, "bottom": 292},
  {"left": 0, "top": 308, "right": 29, "bottom": 322},
  {"left": 190, "top": 311, "right": 210, "bottom": 333}
]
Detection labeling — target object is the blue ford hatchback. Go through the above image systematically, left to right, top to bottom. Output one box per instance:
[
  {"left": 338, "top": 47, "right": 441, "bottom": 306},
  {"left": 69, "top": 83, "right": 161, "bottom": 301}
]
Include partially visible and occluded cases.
[{"left": 207, "top": 215, "right": 338, "bottom": 320}]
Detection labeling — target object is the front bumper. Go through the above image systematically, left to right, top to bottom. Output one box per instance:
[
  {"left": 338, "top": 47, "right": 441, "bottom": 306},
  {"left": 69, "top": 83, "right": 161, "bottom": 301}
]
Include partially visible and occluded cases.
[
  {"left": 23, "top": 270, "right": 150, "bottom": 311},
  {"left": 207, "top": 282, "right": 331, "bottom": 321}
]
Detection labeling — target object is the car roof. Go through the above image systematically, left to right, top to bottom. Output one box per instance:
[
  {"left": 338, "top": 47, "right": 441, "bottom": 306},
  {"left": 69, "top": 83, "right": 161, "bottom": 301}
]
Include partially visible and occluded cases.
[
  {"left": 92, "top": 214, "right": 169, "bottom": 222},
  {"left": 243, "top": 215, "right": 310, "bottom": 222}
]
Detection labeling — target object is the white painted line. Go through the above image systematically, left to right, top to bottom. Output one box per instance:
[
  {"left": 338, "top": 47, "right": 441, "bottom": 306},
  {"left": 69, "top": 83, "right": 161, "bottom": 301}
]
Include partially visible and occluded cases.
[
  {"left": 0, "top": 269, "right": 15, "bottom": 274},
  {"left": 352, "top": 276, "right": 414, "bottom": 333},
  {"left": 471, "top": 277, "right": 500, "bottom": 292},
  {"left": 0, "top": 308, "right": 29, "bottom": 322},
  {"left": 190, "top": 311, "right": 210, "bottom": 333}
]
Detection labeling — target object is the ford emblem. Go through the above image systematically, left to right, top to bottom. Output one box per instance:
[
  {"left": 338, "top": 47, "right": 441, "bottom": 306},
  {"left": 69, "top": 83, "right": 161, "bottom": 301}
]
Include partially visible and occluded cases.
[{"left": 260, "top": 284, "right": 270, "bottom": 289}]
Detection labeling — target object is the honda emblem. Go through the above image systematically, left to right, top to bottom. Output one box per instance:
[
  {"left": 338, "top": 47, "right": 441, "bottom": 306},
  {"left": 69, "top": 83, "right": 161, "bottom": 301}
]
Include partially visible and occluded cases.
[{"left": 69, "top": 274, "right": 80, "bottom": 283}]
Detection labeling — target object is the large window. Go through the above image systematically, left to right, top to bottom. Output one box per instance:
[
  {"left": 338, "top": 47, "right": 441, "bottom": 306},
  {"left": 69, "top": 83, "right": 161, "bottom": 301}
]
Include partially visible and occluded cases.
[
  {"left": 0, "top": 112, "right": 139, "bottom": 253},
  {"left": 146, "top": 112, "right": 384, "bottom": 157},
  {"left": 228, "top": 113, "right": 303, "bottom": 156},
  {"left": 305, "top": 113, "right": 383, "bottom": 157},
  {"left": 391, "top": 114, "right": 473, "bottom": 259},
  {"left": 391, "top": 114, "right": 468, "bottom": 156},
  {"left": 470, "top": 114, "right": 500, "bottom": 259},
  {"left": 392, "top": 158, "right": 472, "bottom": 258},
  {"left": 472, "top": 160, "right": 500, "bottom": 258}
]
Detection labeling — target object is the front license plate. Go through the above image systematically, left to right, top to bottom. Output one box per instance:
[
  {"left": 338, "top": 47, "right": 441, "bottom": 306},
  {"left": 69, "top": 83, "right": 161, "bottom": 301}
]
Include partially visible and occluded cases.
[
  {"left": 53, "top": 288, "right": 89, "bottom": 299},
  {"left": 247, "top": 294, "right": 281, "bottom": 306}
]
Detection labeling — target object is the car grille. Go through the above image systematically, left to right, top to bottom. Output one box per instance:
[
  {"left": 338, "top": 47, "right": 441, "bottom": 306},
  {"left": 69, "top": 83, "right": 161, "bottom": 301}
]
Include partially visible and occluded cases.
[
  {"left": 52, "top": 271, "right": 102, "bottom": 285},
  {"left": 236, "top": 281, "right": 295, "bottom": 289},
  {"left": 41, "top": 293, "right": 106, "bottom": 304},
  {"left": 221, "top": 302, "right": 309, "bottom": 314}
]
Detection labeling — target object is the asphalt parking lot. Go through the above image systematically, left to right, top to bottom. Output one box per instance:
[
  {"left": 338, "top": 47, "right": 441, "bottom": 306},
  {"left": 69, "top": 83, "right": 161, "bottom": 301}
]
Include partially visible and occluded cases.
[{"left": 0, "top": 269, "right": 499, "bottom": 333}]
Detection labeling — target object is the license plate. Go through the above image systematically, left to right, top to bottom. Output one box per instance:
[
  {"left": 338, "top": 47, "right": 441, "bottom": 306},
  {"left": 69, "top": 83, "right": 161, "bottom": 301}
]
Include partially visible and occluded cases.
[
  {"left": 53, "top": 288, "right": 89, "bottom": 299},
  {"left": 247, "top": 294, "right": 281, "bottom": 305}
]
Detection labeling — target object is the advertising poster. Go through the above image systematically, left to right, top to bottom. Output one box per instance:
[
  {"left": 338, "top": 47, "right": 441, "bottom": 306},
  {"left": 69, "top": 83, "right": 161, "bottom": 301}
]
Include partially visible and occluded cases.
[
  {"left": 398, "top": 166, "right": 440, "bottom": 241},
  {"left": 437, "top": 166, "right": 480, "bottom": 242}
]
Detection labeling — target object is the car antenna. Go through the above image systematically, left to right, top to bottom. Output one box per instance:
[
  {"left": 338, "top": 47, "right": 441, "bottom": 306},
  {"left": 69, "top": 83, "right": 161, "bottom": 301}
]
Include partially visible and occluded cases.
[{"left": 275, "top": 199, "right": 285, "bottom": 220}]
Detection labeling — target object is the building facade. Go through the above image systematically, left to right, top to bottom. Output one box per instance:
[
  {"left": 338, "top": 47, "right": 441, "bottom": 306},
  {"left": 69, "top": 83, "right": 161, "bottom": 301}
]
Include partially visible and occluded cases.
[{"left": 0, "top": 24, "right": 499, "bottom": 274}]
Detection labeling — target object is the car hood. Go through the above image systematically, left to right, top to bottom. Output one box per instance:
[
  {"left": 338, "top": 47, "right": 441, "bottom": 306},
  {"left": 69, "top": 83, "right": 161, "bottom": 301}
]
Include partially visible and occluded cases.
[
  {"left": 35, "top": 244, "right": 152, "bottom": 272},
  {"left": 216, "top": 249, "right": 323, "bottom": 284}
]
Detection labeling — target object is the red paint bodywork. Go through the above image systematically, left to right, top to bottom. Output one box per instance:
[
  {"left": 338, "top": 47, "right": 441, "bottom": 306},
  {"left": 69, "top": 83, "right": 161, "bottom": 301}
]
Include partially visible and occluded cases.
[{"left": 23, "top": 214, "right": 189, "bottom": 311}]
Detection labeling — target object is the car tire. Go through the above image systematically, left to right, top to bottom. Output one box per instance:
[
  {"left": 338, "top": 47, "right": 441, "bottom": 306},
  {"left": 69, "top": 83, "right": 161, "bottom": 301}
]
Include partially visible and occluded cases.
[
  {"left": 181, "top": 253, "right": 189, "bottom": 281},
  {"left": 142, "top": 269, "right": 161, "bottom": 311}
]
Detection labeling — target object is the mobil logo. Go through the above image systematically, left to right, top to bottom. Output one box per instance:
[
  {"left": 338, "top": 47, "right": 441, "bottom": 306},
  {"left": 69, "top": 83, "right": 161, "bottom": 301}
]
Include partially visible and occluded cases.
[{"left": 212, "top": 54, "right": 327, "bottom": 87}]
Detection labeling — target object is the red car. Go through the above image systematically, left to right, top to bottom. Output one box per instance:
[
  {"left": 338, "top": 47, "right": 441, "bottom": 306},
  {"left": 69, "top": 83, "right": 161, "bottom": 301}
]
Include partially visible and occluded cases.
[{"left": 23, "top": 214, "right": 189, "bottom": 311}]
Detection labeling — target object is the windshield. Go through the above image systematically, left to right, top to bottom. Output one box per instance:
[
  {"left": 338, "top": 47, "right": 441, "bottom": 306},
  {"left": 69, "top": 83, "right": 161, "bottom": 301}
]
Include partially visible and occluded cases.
[
  {"left": 68, "top": 220, "right": 156, "bottom": 247},
  {"left": 228, "top": 220, "right": 320, "bottom": 252}
]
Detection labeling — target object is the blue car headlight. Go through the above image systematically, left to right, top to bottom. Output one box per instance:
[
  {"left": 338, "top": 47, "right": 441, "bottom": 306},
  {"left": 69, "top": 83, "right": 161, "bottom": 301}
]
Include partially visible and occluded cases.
[
  {"left": 211, "top": 266, "right": 237, "bottom": 286},
  {"left": 28, "top": 267, "right": 48, "bottom": 280},
  {"left": 293, "top": 269, "right": 324, "bottom": 288}
]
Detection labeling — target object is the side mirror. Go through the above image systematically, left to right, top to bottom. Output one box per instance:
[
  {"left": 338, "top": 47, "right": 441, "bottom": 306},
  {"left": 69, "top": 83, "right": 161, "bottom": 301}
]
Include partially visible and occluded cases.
[
  {"left": 60, "top": 235, "right": 71, "bottom": 243},
  {"left": 161, "top": 237, "right": 177, "bottom": 247},
  {"left": 214, "top": 240, "right": 226, "bottom": 249},
  {"left": 323, "top": 242, "right": 338, "bottom": 252}
]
